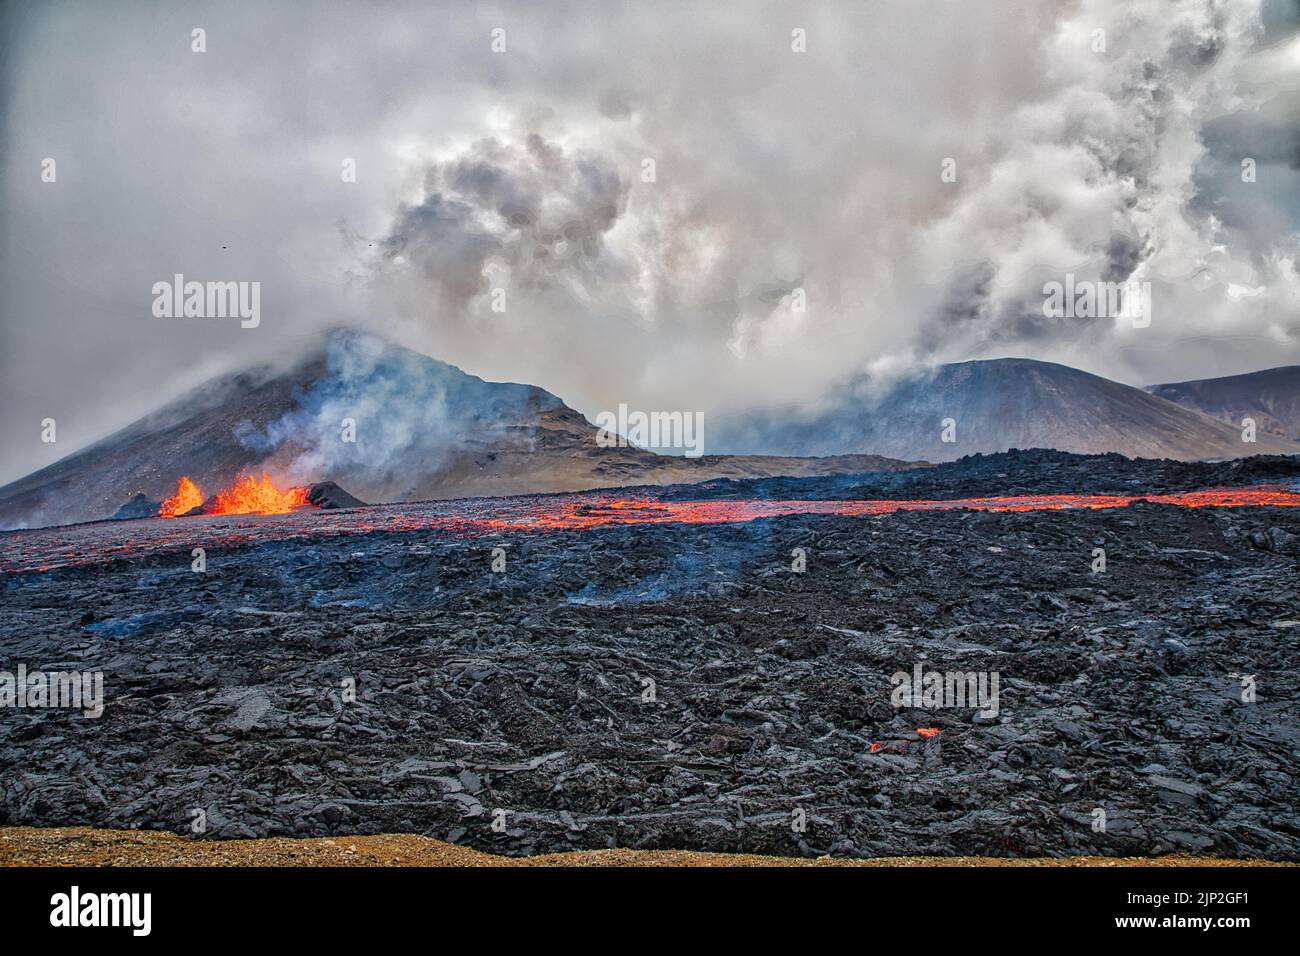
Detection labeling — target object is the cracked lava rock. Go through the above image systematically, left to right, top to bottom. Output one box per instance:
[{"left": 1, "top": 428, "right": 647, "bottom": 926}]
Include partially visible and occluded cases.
[{"left": 1, "top": 451, "right": 1298, "bottom": 860}]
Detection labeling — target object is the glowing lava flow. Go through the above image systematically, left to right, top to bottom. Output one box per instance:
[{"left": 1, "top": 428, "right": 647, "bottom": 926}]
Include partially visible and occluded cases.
[
  {"left": 158, "top": 473, "right": 310, "bottom": 518},
  {"left": 210, "top": 473, "right": 310, "bottom": 516},
  {"left": 159, "top": 476, "right": 203, "bottom": 517},
  {"left": 5, "top": 484, "right": 1298, "bottom": 576},
  {"left": 468, "top": 487, "right": 1300, "bottom": 533},
  {"left": 869, "top": 728, "right": 942, "bottom": 754}
]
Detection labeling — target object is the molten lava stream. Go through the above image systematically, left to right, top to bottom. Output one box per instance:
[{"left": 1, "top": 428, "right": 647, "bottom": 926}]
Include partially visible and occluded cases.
[
  {"left": 158, "top": 473, "right": 310, "bottom": 518},
  {"left": 211, "top": 473, "right": 310, "bottom": 515},
  {"left": 159, "top": 476, "right": 203, "bottom": 517}
]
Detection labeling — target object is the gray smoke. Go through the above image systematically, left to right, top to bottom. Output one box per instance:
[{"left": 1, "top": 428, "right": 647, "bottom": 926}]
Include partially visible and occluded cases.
[
  {"left": 2, "top": 0, "right": 1298, "bottom": 483},
  {"left": 376, "top": 133, "right": 629, "bottom": 316},
  {"left": 239, "top": 329, "right": 558, "bottom": 498}
]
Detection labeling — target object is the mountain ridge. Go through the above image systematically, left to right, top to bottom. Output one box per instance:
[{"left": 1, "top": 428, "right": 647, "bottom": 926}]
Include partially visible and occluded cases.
[
  {"left": 0, "top": 331, "right": 920, "bottom": 529},
  {"left": 4, "top": 337, "right": 1298, "bottom": 530},
  {"left": 718, "top": 357, "right": 1300, "bottom": 463},
  {"left": 1148, "top": 366, "right": 1300, "bottom": 441}
]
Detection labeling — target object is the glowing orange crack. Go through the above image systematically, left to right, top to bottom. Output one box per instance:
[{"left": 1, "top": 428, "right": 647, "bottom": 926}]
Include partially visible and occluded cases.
[{"left": 869, "top": 728, "right": 942, "bottom": 753}]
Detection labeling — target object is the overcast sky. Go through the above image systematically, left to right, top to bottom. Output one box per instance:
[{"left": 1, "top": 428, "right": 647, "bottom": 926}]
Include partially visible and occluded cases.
[{"left": 2, "top": 0, "right": 1299, "bottom": 482}]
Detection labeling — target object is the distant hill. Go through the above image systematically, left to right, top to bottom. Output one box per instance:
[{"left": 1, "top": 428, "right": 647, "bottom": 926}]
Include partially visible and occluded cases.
[
  {"left": 0, "top": 330, "right": 918, "bottom": 530},
  {"left": 721, "top": 358, "right": 1300, "bottom": 463},
  {"left": 1148, "top": 366, "right": 1300, "bottom": 441}
]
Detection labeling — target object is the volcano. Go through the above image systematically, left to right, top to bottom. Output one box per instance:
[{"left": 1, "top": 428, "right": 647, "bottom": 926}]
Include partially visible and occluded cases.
[
  {"left": 0, "top": 330, "right": 918, "bottom": 529},
  {"left": 722, "top": 358, "right": 1300, "bottom": 463},
  {"left": 1148, "top": 366, "right": 1300, "bottom": 441}
]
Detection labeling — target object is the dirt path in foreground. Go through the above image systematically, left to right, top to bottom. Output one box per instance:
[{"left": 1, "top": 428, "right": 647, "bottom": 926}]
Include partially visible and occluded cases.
[{"left": 0, "top": 827, "right": 1287, "bottom": 867}]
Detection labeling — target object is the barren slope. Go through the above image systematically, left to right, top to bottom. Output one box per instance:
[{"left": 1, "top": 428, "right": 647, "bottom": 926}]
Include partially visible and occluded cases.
[
  {"left": 0, "top": 331, "right": 918, "bottom": 529},
  {"left": 726, "top": 358, "right": 1300, "bottom": 463},
  {"left": 1149, "top": 366, "right": 1300, "bottom": 440}
]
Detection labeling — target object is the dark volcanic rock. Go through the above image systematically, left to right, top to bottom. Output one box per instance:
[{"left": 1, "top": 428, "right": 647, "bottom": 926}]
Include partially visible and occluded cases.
[
  {"left": 664, "top": 449, "right": 1300, "bottom": 503},
  {"left": 1, "top": 453, "right": 1297, "bottom": 861},
  {"left": 308, "top": 482, "right": 368, "bottom": 510},
  {"left": 111, "top": 493, "right": 159, "bottom": 520}
]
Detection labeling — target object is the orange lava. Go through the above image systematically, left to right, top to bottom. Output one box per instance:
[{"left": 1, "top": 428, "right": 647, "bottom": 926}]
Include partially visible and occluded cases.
[
  {"left": 158, "top": 473, "right": 310, "bottom": 518},
  {"left": 209, "top": 473, "right": 310, "bottom": 516},
  {"left": 159, "top": 476, "right": 203, "bottom": 517},
  {"left": 8, "top": 483, "right": 1296, "bottom": 576},
  {"left": 470, "top": 487, "right": 1300, "bottom": 533},
  {"left": 869, "top": 728, "right": 942, "bottom": 753}
]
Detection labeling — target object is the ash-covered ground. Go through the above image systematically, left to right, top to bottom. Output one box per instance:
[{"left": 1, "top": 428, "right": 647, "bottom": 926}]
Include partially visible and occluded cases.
[{"left": 2, "top": 451, "right": 1299, "bottom": 860}]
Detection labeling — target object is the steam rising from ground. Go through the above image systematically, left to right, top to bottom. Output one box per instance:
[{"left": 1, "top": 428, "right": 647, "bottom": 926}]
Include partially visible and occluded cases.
[
  {"left": 2, "top": 0, "right": 1298, "bottom": 480},
  {"left": 240, "top": 330, "right": 557, "bottom": 498}
]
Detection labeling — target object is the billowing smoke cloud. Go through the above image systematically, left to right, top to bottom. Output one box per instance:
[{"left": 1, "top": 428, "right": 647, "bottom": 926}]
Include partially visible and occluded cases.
[
  {"left": 2, "top": 0, "right": 1298, "bottom": 481},
  {"left": 896, "top": 0, "right": 1300, "bottom": 388},
  {"left": 376, "top": 133, "right": 630, "bottom": 318},
  {"left": 240, "top": 329, "right": 558, "bottom": 500}
]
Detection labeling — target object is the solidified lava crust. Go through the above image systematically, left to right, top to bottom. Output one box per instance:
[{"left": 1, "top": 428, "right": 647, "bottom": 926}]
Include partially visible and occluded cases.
[{"left": 1, "top": 452, "right": 1298, "bottom": 860}]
